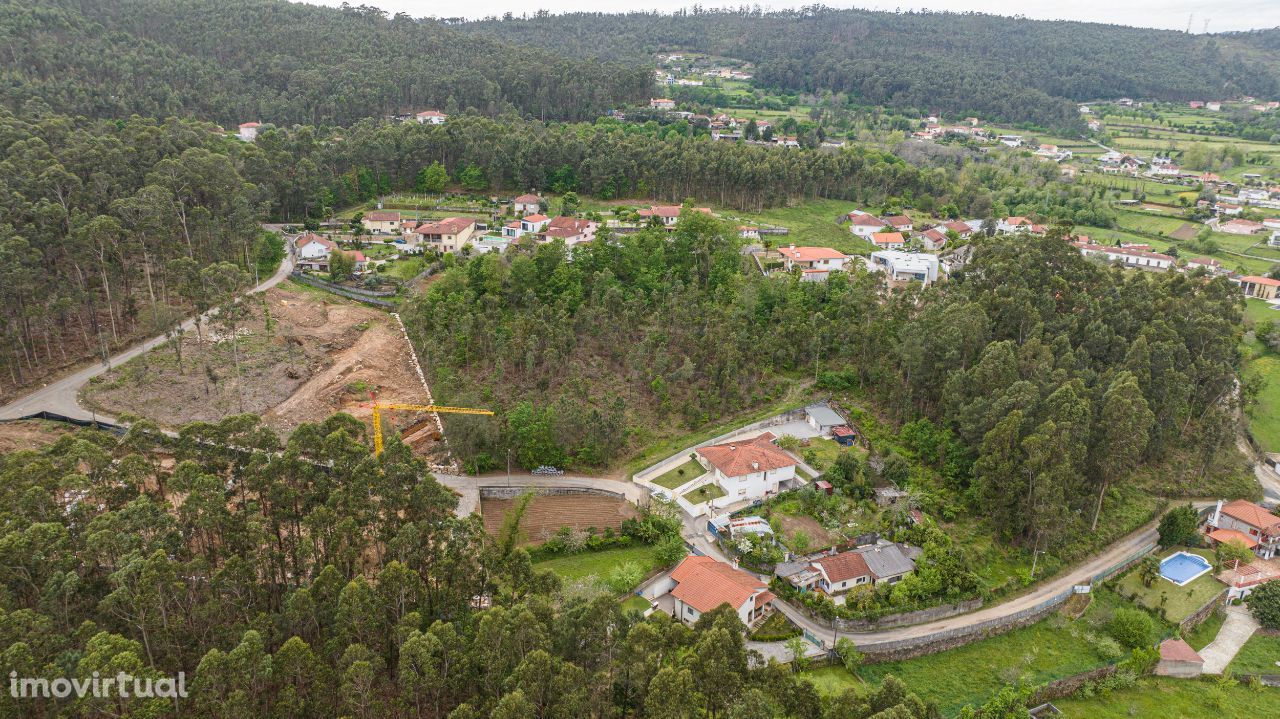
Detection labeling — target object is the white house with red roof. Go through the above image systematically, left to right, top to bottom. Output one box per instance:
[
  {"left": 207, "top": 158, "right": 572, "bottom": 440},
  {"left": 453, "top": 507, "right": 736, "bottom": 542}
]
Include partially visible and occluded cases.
[
  {"left": 650, "top": 98, "right": 676, "bottom": 110},
  {"left": 415, "top": 110, "right": 448, "bottom": 125},
  {"left": 237, "top": 122, "right": 261, "bottom": 142},
  {"left": 512, "top": 193, "right": 542, "bottom": 215},
  {"left": 637, "top": 205, "right": 712, "bottom": 227},
  {"left": 362, "top": 210, "right": 401, "bottom": 235},
  {"left": 848, "top": 212, "right": 887, "bottom": 239},
  {"left": 884, "top": 215, "right": 913, "bottom": 233},
  {"left": 542, "top": 216, "right": 598, "bottom": 246},
  {"left": 996, "top": 216, "right": 1045, "bottom": 235},
  {"left": 415, "top": 217, "right": 478, "bottom": 253},
  {"left": 919, "top": 227, "right": 948, "bottom": 251},
  {"left": 869, "top": 232, "right": 906, "bottom": 250},
  {"left": 295, "top": 233, "right": 337, "bottom": 270},
  {"left": 1073, "top": 242, "right": 1174, "bottom": 272},
  {"left": 779, "top": 245, "right": 850, "bottom": 281},
  {"left": 1184, "top": 256, "right": 1225, "bottom": 275},
  {"left": 695, "top": 432, "right": 797, "bottom": 503},
  {"left": 1205, "top": 499, "right": 1280, "bottom": 559},
  {"left": 662, "top": 555, "right": 774, "bottom": 625}
]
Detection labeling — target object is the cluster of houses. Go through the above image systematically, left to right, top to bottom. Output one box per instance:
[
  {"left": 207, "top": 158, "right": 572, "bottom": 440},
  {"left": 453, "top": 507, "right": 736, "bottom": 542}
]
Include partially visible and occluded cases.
[
  {"left": 386, "top": 109, "right": 449, "bottom": 125},
  {"left": 910, "top": 115, "right": 989, "bottom": 142},
  {"left": 295, "top": 233, "right": 367, "bottom": 273},
  {"left": 776, "top": 540, "right": 920, "bottom": 600}
]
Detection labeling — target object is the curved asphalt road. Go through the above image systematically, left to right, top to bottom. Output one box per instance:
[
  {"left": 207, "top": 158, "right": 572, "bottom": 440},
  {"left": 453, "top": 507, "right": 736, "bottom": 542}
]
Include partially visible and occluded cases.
[{"left": 0, "top": 238, "right": 295, "bottom": 423}]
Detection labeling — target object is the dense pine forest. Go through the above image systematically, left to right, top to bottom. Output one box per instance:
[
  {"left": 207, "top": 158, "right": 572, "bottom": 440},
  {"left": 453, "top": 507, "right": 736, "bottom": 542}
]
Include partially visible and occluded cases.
[
  {"left": 0, "top": 0, "right": 650, "bottom": 125},
  {"left": 457, "top": 7, "right": 1280, "bottom": 131},
  {"left": 408, "top": 220, "right": 1246, "bottom": 547}
]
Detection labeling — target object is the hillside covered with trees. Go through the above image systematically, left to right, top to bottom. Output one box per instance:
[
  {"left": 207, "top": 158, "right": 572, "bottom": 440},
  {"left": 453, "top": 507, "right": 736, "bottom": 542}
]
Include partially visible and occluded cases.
[
  {"left": 0, "top": 0, "right": 650, "bottom": 125},
  {"left": 457, "top": 7, "right": 1280, "bottom": 131}
]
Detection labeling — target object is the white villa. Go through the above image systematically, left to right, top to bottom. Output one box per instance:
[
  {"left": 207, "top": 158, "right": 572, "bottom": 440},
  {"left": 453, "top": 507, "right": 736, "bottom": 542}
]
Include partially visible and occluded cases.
[
  {"left": 869, "top": 250, "right": 940, "bottom": 284},
  {"left": 694, "top": 432, "right": 797, "bottom": 503}
]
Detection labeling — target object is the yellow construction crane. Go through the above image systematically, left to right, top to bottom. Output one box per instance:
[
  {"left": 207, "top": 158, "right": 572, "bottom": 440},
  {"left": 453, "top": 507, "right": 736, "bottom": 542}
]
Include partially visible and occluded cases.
[{"left": 367, "top": 392, "right": 493, "bottom": 457}]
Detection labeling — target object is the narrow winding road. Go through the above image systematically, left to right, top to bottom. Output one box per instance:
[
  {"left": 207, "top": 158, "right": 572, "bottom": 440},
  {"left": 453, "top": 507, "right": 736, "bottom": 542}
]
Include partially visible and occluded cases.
[
  {"left": 0, "top": 240, "right": 296, "bottom": 423},
  {"left": 775, "top": 502, "right": 1212, "bottom": 649}
]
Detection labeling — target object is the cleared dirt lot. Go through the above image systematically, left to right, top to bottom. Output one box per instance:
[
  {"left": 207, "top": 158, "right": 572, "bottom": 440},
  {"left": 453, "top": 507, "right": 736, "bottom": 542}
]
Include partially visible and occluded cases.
[
  {"left": 81, "top": 282, "right": 442, "bottom": 457},
  {"left": 0, "top": 420, "right": 70, "bottom": 452},
  {"left": 481, "top": 493, "right": 640, "bottom": 545}
]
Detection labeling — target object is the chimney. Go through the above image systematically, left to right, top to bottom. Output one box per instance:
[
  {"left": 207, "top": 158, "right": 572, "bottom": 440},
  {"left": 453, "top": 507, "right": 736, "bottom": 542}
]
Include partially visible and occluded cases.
[
  {"left": 729, "top": 445, "right": 736, "bottom": 451},
  {"left": 752, "top": 461, "right": 759, "bottom": 470},
  {"left": 1211, "top": 500, "right": 1223, "bottom": 528}
]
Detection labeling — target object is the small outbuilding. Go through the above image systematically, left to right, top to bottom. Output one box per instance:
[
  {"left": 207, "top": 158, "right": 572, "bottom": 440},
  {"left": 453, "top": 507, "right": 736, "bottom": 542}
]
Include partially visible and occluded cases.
[
  {"left": 805, "top": 404, "right": 846, "bottom": 434},
  {"left": 831, "top": 425, "right": 857, "bottom": 446},
  {"left": 1155, "top": 638, "right": 1204, "bottom": 678}
]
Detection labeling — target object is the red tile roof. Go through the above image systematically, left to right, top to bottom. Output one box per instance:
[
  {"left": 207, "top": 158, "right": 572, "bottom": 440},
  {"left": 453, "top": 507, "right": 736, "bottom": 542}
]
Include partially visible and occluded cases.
[
  {"left": 238, "top": 122, "right": 261, "bottom": 128},
  {"left": 514, "top": 194, "right": 541, "bottom": 203},
  {"left": 364, "top": 211, "right": 401, "bottom": 222},
  {"left": 848, "top": 212, "right": 885, "bottom": 226},
  {"left": 522, "top": 214, "right": 549, "bottom": 223},
  {"left": 885, "top": 215, "right": 913, "bottom": 227},
  {"left": 416, "top": 217, "right": 475, "bottom": 235},
  {"left": 943, "top": 221, "right": 971, "bottom": 234},
  {"left": 871, "top": 232, "right": 905, "bottom": 245},
  {"left": 296, "top": 233, "right": 335, "bottom": 251},
  {"left": 782, "top": 246, "right": 848, "bottom": 262},
  {"left": 1242, "top": 276, "right": 1280, "bottom": 288},
  {"left": 697, "top": 432, "right": 795, "bottom": 478},
  {"left": 1221, "top": 499, "right": 1280, "bottom": 530},
  {"left": 1209, "top": 528, "right": 1258, "bottom": 549},
  {"left": 813, "top": 551, "right": 872, "bottom": 583},
  {"left": 669, "top": 556, "right": 766, "bottom": 613},
  {"left": 1158, "top": 638, "right": 1203, "bottom": 664}
]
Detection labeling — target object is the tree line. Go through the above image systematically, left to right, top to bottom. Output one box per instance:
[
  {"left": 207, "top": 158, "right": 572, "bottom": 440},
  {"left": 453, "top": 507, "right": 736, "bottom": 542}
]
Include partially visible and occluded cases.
[
  {"left": 1, "top": 0, "right": 650, "bottom": 127},
  {"left": 457, "top": 7, "right": 1280, "bottom": 133},
  {"left": 0, "top": 110, "right": 276, "bottom": 398},
  {"left": 0, "top": 415, "right": 947, "bottom": 719}
]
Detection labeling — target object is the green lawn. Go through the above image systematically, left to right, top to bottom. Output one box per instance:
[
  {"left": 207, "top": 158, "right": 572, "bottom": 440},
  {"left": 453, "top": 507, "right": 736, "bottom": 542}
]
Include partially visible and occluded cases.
[
  {"left": 739, "top": 199, "right": 867, "bottom": 255},
  {"left": 382, "top": 255, "right": 428, "bottom": 280},
  {"left": 1243, "top": 339, "right": 1280, "bottom": 454},
  {"left": 796, "top": 437, "right": 863, "bottom": 471},
  {"left": 651, "top": 458, "right": 706, "bottom": 490},
  {"left": 684, "top": 483, "right": 727, "bottom": 504},
  {"left": 532, "top": 544, "right": 666, "bottom": 583},
  {"left": 1112, "top": 547, "right": 1224, "bottom": 623},
  {"left": 621, "top": 594, "right": 652, "bottom": 614},
  {"left": 857, "top": 602, "right": 1123, "bottom": 716},
  {"left": 1184, "top": 609, "right": 1226, "bottom": 651},
  {"left": 1227, "top": 632, "right": 1280, "bottom": 675},
  {"left": 798, "top": 665, "right": 865, "bottom": 697},
  {"left": 1053, "top": 677, "right": 1279, "bottom": 718}
]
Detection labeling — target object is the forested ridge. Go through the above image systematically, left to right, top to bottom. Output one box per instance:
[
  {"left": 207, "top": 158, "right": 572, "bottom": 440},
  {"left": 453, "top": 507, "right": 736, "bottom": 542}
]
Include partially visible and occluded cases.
[
  {"left": 0, "top": 0, "right": 650, "bottom": 125},
  {"left": 457, "top": 7, "right": 1280, "bottom": 131},
  {"left": 0, "top": 110, "right": 279, "bottom": 398}
]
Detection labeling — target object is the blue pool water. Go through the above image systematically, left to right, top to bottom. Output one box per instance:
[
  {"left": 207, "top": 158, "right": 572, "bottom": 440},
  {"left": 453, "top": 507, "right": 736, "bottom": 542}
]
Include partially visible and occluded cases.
[{"left": 1160, "top": 552, "right": 1212, "bottom": 586}]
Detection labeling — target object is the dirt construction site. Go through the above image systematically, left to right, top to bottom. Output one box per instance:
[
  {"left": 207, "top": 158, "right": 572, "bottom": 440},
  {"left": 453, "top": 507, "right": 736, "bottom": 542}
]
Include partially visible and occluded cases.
[
  {"left": 80, "top": 281, "right": 448, "bottom": 460},
  {"left": 481, "top": 493, "right": 640, "bottom": 544}
]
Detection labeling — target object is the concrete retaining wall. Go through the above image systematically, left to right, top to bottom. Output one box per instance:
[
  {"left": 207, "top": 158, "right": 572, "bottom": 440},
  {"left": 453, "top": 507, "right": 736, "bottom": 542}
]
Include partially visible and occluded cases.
[
  {"left": 478, "top": 485, "right": 627, "bottom": 501},
  {"left": 1179, "top": 588, "right": 1229, "bottom": 633}
]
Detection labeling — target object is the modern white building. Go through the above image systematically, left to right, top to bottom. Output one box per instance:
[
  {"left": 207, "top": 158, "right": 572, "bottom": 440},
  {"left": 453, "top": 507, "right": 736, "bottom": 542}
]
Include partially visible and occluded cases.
[
  {"left": 237, "top": 122, "right": 261, "bottom": 142},
  {"left": 1073, "top": 242, "right": 1174, "bottom": 272},
  {"left": 869, "top": 250, "right": 940, "bottom": 284}
]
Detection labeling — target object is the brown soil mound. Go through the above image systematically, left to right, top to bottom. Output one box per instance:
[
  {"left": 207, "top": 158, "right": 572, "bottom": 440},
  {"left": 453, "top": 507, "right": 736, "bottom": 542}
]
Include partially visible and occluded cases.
[
  {"left": 0, "top": 420, "right": 70, "bottom": 452},
  {"left": 481, "top": 494, "right": 640, "bottom": 545}
]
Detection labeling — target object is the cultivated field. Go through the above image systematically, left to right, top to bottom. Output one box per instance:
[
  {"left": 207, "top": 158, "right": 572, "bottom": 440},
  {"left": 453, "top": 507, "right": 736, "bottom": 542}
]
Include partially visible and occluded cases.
[{"left": 481, "top": 493, "right": 640, "bottom": 544}]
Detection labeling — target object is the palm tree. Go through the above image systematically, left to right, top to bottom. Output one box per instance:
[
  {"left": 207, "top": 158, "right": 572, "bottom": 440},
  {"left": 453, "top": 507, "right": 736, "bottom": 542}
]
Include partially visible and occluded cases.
[{"left": 1138, "top": 556, "right": 1160, "bottom": 588}]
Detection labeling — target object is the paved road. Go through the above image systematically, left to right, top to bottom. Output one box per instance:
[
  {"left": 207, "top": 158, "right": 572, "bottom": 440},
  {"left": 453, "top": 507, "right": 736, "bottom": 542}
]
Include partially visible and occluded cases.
[
  {"left": 0, "top": 239, "right": 296, "bottom": 423},
  {"left": 433, "top": 473, "right": 649, "bottom": 519},
  {"left": 775, "top": 502, "right": 1212, "bottom": 649},
  {"left": 1200, "top": 604, "right": 1260, "bottom": 674}
]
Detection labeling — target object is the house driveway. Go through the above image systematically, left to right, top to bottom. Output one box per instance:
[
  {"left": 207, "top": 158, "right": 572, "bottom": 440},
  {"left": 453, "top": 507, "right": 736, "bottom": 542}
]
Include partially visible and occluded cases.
[
  {"left": 1200, "top": 604, "right": 1260, "bottom": 674},
  {"left": 747, "top": 636, "right": 825, "bottom": 666}
]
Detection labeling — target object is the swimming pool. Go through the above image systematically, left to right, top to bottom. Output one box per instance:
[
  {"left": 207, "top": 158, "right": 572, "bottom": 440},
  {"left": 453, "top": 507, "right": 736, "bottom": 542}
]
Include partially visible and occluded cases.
[{"left": 1160, "top": 551, "right": 1213, "bottom": 586}]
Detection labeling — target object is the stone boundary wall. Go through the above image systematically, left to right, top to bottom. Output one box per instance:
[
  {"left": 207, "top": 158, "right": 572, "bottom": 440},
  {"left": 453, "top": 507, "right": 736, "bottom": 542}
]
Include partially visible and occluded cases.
[
  {"left": 288, "top": 273, "right": 395, "bottom": 306},
  {"left": 478, "top": 486, "right": 627, "bottom": 501},
  {"left": 1179, "top": 588, "right": 1229, "bottom": 633},
  {"left": 816, "top": 598, "right": 984, "bottom": 631}
]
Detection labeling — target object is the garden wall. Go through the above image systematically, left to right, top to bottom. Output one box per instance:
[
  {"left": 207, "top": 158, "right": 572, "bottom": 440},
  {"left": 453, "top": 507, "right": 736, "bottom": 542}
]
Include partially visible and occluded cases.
[
  {"left": 1178, "top": 588, "right": 1229, "bottom": 633},
  {"left": 819, "top": 598, "right": 983, "bottom": 631}
]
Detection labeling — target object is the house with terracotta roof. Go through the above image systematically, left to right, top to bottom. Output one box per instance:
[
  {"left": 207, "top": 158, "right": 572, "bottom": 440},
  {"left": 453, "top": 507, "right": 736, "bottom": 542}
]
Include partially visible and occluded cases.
[
  {"left": 650, "top": 98, "right": 676, "bottom": 110},
  {"left": 415, "top": 110, "right": 448, "bottom": 125},
  {"left": 237, "top": 122, "right": 261, "bottom": 142},
  {"left": 512, "top": 193, "right": 542, "bottom": 215},
  {"left": 1215, "top": 202, "right": 1243, "bottom": 217},
  {"left": 637, "top": 204, "right": 712, "bottom": 227},
  {"left": 362, "top": 210, "right": 402, "bottom": 235},
  {"left": 848, "top": 212, "right": 887, "bottom": 239},
  {"left": 884, "top": 215, "right": 913, "bottom": 233},
  {"left": 542, "top": 216, "right": 598, "bottom": 246},
  {"left": 996, "top": 216, "right": 1038, "bottom": 234},
  {"left": 414, "top": 217, "right": 478, "bottom": 252},
  {"left": 919, "top": 228, "right": 948, "bottom": 251},
  {"left": 869, "top": 232, "right": 906, "bottom": 250},
  {"left": 295, "top": 233, "right": 337, "bottom": 271},
  {"left": 779, "top": 245, "right": 850, "bottom": 281},
  {"left": 1184, "top": 256, "right": 1225, "bottom": 276},
  {"left": 1240, "top": 275, "right": 1280, "bottom": 301},
  {"left": 695, "top": 432, "right": 798, "bottom": 503},
  {"left": 1206, "top": 499, "right": 1280, "bottom": 559},
  {"left": 780, "top": 542, "right": 918, "bottom": 600},
  {"left": 663, "top": 555, "right": 774, "bottom": 625}
]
